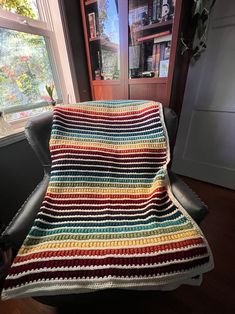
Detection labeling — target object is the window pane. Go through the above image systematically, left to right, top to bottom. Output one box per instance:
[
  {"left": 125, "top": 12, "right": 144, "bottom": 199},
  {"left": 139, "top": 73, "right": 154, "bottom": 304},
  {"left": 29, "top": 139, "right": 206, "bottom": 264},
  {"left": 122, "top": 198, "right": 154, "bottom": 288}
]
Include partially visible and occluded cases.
[
  {"left": 0, "top": 0, "right": 40, "bottom": 19},
  {"left": 0, "top": 28, "right": 59, "bottom": 118}
]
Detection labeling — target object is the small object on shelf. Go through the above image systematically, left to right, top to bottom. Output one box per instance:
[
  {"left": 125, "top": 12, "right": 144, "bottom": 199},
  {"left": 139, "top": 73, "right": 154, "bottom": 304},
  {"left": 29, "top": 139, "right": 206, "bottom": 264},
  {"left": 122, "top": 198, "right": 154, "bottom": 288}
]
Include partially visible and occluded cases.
[
  {"left": 160, "top": 0, "right": 175, "bottom": 22},
  {"left": 161, "top": 0, "right": 170, "bottom": 22},
  {"left": 129, "top": 5, "right": 148, "bottom": 28},
  {"left": 141, "top": 11, "right": 149, "bottom": 26},
  {"left": 88, "top": 12, "right": 97, "bottom": 39},
  {"left": 159, "top": 59, "right": 169, "bottom": 77},
  {"left": 94, "top": 69, "right": 102, "bottom": 80},
  {"left": 130, "top": 69, "right": 141, "bottom": 79},
  {"left": 113, "top": 71, "right": 119, "bottom": 80},
  {"left": 141, "top": 71, "right": 155, "bottom": 78},
  {"left": 101, "top": 72, "right": 109, "bottom": 80}
]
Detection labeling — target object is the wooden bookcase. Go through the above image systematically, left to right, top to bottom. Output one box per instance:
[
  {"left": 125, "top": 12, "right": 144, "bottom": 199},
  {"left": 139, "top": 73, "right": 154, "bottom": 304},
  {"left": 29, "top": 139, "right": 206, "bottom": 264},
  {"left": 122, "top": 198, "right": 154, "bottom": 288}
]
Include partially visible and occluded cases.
[{"left": 80, "top": 0, "right": 182, "bottom": 106}]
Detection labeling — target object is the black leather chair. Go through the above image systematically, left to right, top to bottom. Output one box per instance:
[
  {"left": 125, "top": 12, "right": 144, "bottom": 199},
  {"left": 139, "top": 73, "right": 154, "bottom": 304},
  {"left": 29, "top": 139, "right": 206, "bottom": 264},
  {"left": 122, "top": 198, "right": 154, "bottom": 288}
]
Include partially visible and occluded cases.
[{"left": 0, "top": 107, "right": 208, "bottom": 308}]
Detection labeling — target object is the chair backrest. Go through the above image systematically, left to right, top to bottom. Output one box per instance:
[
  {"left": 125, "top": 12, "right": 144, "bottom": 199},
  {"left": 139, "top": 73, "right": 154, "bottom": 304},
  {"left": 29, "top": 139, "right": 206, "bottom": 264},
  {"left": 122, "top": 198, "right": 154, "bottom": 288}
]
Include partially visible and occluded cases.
[{"left": 25, "top": 106, "right": 178, "bottom": 171}]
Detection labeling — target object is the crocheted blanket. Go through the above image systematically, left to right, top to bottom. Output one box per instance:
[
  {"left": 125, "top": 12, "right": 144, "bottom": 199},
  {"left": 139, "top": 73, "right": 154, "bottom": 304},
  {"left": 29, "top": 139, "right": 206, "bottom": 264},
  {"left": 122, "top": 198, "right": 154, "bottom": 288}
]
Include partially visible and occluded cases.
[{"left": 2, "top": 100, "right": 213, "bottom": 299}]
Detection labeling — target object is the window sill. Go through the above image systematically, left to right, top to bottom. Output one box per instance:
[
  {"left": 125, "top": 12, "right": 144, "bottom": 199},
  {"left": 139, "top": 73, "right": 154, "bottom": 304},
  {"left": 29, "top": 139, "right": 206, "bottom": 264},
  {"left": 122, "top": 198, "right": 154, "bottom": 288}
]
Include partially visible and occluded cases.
[
  {"left": 0, "top": 104, "right": 54, "bottom": 146},
  {"left": 0, "top": 128, "right": 25, "bottom": 148}
]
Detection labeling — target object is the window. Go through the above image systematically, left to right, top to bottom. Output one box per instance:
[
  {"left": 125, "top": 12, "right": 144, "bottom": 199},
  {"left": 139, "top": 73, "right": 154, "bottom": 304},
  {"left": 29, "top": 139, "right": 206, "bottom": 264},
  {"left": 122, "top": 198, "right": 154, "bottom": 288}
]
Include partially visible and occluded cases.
[{"left": 0, "top": 0, "right": 62, "bottom": 124}]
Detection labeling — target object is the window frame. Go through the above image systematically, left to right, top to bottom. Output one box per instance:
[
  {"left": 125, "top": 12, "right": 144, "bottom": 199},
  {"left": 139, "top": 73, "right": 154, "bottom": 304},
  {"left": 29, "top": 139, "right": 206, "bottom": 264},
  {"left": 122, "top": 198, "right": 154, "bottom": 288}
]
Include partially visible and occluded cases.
[{"left": 0, "top": 0, "right": 70, "bottom": 128}]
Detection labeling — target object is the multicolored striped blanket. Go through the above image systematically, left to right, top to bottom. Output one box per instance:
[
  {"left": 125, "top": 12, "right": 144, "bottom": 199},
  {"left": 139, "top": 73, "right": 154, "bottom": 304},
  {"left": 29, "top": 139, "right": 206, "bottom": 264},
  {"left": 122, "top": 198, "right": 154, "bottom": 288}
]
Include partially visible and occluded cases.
[{"left": 2, "top": 100, "right": 213, "bottom": 299}]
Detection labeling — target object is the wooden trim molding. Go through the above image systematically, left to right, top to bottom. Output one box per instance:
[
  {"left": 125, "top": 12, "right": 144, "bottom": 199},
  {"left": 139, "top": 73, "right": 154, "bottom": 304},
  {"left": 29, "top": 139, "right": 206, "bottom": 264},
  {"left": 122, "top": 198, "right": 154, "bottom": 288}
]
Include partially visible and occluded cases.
[{"left": 129, "top": 78, "right": 167, "bottom": 85}]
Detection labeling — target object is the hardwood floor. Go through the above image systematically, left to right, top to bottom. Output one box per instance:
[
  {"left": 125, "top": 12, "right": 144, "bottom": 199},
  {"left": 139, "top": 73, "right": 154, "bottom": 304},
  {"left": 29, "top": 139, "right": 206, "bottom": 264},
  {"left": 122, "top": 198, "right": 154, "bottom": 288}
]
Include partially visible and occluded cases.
[
  {"left": 0, "top": 176, "right": 234, "bottom": 314},
  {"left": 172, "top": 176, "right": 235, "bottom": 314},
  {"left": 0, "top": 298, "right": 56, "bottom": 314}
]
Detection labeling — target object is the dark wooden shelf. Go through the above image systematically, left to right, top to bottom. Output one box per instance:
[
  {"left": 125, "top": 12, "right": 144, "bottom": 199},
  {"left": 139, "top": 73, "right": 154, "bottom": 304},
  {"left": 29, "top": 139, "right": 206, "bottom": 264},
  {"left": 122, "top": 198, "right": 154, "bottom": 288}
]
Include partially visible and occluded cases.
[
  {"left": 85, "top": 0, "right": 97, "bottom": 6},
  {"left": 134, "top": 20, "right": 173, "bottom": 33}
]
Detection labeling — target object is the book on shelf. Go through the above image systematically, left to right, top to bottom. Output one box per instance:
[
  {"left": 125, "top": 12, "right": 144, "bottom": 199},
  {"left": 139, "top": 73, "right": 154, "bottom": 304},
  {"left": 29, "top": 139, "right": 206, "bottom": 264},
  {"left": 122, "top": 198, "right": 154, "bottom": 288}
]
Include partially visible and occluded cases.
[
  {"left": 152, "top": 0, "right": 162, "bottom": 22},
  {"left": 88, "top": 12, "right": 97, "bottom": 39},
  {"left": 137, "top": 30, "right": 170, "bottom": 42},
  {"left": 154, "top": 34, "right": 172, "bottom": 44},
  {"left": 164, "top": 41, "right": 171, "bottom": 59},
  {"left": 151, "top": 43, "right": 157, "bottom": 73},
  {"left": 151, "top": 43, "right": 160, "bottom": 77},
  {"left": 160, "top": 43, "right": 166, "bottom": 61},
  {"left": 155, "top": 44, "right": 161, "bottom": 77},
  {"left": 129, "top": 45, "right": 140, "bottom": 69},
  {"left": 147, "top": 55, "right": 153, "bottom": 71},
  {"left": 159, "top": 59, "right": 169, "bottom": 77}
]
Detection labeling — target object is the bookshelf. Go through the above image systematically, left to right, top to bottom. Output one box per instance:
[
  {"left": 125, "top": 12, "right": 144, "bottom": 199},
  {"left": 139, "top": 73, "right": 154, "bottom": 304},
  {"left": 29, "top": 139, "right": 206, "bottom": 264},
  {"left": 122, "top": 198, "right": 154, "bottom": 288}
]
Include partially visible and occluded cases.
[{"left": 80, "top": 0, "right": 182, "bottom": 106}]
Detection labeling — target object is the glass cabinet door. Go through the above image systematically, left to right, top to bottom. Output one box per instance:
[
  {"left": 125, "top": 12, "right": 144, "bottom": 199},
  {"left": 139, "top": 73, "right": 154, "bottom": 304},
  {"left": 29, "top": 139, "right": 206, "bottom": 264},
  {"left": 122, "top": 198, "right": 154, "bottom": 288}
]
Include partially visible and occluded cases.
[
  {"left": 84, "top": 0, "right": 120, "bottom": 81},
  {"left": 128, "top": 0, "right": 175, "bottom": 79}
]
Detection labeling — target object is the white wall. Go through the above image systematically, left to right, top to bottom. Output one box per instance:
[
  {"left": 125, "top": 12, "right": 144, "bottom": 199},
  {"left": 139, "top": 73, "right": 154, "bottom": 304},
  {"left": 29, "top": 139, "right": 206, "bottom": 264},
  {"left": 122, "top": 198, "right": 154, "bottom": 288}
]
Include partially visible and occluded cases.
[{"left": 172, "top": 0, "right": 235, "bottom": 190}]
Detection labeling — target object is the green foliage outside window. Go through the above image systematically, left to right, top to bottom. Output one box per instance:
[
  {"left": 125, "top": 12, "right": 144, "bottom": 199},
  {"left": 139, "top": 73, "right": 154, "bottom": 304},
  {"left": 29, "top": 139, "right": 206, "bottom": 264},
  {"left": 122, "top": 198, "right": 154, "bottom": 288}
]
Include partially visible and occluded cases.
[
  {"left": 0, "top": 0, "right": 38, "bottom": 19},
  {"left": 0, "top": 29, "right": 57, "bottom": 113}
]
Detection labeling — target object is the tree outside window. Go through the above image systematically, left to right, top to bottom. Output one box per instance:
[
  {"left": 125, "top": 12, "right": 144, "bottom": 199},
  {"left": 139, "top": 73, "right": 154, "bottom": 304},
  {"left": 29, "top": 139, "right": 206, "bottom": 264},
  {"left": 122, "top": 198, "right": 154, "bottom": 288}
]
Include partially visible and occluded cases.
[{"left": 0, "top": 0, "right": 39, "bottom": 19}]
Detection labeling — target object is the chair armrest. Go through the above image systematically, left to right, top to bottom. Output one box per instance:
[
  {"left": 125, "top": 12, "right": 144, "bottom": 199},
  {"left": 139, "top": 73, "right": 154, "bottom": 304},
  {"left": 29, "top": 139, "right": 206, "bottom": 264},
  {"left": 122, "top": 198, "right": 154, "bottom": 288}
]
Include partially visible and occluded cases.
[
  {"left": 168, "top": 170, "right": 208, "bottom": 224},
  {"left": 0, "top": 174, "right": 49, "bottom": 252}
]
